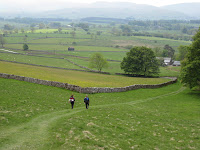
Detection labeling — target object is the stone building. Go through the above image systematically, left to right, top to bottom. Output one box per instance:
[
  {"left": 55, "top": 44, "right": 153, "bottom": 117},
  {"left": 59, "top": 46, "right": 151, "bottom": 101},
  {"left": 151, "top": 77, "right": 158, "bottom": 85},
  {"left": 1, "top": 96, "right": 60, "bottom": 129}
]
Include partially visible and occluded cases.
[{"left": 68, "top": 47, "right": 75, "bottom": 51}]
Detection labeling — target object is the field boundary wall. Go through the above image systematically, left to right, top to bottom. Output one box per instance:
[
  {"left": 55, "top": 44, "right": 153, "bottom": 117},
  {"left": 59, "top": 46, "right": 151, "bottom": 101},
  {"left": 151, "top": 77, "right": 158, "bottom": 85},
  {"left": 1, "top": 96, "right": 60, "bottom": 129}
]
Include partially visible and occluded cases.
[{"left": 0, "top": 73, "right": 177, "bottom": 94}]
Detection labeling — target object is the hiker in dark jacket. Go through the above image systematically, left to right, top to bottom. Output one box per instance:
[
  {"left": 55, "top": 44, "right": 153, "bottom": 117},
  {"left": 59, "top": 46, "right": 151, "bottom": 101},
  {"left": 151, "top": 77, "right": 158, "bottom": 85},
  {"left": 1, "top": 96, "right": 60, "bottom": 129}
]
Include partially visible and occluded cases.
[
  {"left": 69, "top": 95, "right": 75, "bottom": 109},
  {"left": 84, "top": 95, "right": 89, "bottom": 109}
]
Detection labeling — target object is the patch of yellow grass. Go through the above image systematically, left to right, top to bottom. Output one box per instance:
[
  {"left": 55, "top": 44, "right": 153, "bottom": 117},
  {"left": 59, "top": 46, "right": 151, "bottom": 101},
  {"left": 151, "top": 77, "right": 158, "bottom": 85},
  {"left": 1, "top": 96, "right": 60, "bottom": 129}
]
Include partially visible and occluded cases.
[{"left": 0, "top": 61, "right": 170, "bottom": 87}]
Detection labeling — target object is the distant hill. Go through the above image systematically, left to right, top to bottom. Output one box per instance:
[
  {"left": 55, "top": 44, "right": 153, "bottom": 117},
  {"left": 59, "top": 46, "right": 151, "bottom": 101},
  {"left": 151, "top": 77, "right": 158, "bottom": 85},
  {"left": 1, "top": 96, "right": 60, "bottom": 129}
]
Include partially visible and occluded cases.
[
  {"left": 1, "top": 2, "right": 200, "bottom": 20},
  {"left": 41, "top": 2, "right": 189, "bottom": 20},
  {"left": 161, "top": 3, "right": 200, "bottom": 18},
  {"left": 80, "top": 17, "right": 130, "bottom": 24}
]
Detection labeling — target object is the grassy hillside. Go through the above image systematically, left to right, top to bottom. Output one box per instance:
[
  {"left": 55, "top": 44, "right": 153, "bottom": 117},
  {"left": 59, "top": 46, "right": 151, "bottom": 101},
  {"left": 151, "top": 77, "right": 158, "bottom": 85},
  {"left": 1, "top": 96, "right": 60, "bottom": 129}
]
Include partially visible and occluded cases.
[
  {"left": 162, "top": 3, "right": 200, "bottom": 18},
  {"left": 1, "top": 17, "right": 199, "bottom": 150},
  {"left": 0, "top": 78, "right": 199, "bottom": 149}
]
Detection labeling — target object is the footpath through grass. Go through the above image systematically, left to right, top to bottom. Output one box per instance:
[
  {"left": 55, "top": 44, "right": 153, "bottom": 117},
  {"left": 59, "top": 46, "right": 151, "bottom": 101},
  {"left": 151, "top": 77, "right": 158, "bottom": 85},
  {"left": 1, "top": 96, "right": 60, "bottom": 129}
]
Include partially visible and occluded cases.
[
  {"left": 0, "top": 61, "right": 170, "bottom": 88},
  {"left": 0, "top": 78, "right": 199, "bottom": 149}
]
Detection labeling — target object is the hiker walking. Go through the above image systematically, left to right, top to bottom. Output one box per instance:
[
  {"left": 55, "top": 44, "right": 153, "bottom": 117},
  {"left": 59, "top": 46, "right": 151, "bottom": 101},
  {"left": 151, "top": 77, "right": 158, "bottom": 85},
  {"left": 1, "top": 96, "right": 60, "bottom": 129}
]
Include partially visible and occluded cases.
[
  {"left": 69, "top": 95, "right": 75, "bottom": 109},
  {"left": 84, "top": 95, "right": 90, "bottom": 109}
]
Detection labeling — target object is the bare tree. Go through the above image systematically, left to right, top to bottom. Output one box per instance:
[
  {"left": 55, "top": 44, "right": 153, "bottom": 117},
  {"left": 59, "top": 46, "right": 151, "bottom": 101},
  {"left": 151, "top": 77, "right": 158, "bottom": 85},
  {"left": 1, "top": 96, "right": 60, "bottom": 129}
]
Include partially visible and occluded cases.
[
  {"left": 30, "top": 27, "right": 35, "bottom": 33},
  {"left": 89, "top": 53, "right": 108, "bottom": 72}
]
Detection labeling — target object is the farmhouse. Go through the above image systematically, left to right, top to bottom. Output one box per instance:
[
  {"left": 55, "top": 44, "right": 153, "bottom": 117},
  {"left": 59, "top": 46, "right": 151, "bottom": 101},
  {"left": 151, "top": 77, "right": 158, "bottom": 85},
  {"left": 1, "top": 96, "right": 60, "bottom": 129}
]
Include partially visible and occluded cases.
[
  {"left": 67, "top": 24, "right": 72, "bottom": 28},
  {"left": 68, "top": 47, "right": 75, "bottom": 51},
  {"left": 164, "top": 57, "right": 172, "bottom": 66},
  {"left": 173, "top": 61, "right": 181, "bottom": 66}
]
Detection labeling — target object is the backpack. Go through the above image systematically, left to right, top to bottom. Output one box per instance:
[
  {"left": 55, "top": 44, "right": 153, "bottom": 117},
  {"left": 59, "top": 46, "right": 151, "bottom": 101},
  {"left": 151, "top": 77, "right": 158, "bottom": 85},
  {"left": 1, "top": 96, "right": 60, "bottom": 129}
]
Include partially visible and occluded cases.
[
  {"left": 84, "top": 97, "right": 89, "bottom": 102},
  {"left": 69, "top": 98, "right": 74, "bottom": 102}
]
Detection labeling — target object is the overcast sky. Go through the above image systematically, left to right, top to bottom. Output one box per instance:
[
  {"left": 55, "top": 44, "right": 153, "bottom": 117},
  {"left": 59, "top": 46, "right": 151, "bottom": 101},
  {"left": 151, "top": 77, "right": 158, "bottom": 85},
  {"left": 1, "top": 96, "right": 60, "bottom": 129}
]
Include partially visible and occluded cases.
[{"left": 1, "top": 0, "right": 200, "bottom": 11}]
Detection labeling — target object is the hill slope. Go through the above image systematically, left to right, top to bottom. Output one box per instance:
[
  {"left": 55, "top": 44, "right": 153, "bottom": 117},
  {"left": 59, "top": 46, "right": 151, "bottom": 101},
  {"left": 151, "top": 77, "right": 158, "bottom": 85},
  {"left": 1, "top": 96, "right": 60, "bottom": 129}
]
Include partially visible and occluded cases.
[
  {"left": 0, "top": 2, "right": 192, "bottom": 20},
  {"left": 42, "top": 2, "right": 189, "bottom": 20},
  {"left": 161, "top": 3, "right": 200, "bottom": 18},
  {"left": 0, "top": 78, "right": 199, "bottom": 149}
]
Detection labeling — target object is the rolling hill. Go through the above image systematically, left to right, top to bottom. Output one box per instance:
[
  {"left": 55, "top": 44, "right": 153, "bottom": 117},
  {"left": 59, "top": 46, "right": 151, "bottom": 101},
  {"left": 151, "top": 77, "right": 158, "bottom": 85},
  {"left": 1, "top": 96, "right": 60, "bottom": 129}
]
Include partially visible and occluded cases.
[
  {"left": 1, "top": 2, "right": 200, "bottom": 20},
  {"left": 41, "top": 2, "right": 190, "bottom": 20},
  {"left": 161, "top": 3, "right": 200, "bottom": 18}
]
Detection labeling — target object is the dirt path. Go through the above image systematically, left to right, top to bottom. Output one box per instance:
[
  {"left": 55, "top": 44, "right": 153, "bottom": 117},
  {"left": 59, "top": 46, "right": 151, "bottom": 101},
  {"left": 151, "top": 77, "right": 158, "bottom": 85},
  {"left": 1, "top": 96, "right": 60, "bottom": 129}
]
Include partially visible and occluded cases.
[{"left": 0, "top": 86, "right": 186, "bottom": 150}]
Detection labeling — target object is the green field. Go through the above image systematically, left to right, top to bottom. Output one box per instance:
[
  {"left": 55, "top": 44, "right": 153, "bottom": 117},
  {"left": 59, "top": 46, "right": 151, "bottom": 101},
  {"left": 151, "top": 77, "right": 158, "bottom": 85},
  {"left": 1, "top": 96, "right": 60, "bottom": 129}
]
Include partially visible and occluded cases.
[
  {"left": 0, "top": 25, "right": 199, "bottom": 150},
  {"left": 1, "top": 28, "right": 191, "bottom": 76},
  {"left": 1, "top": 28, "right": 191, "bottom": 77},
  {"left": 4, "top": 28, "right": 191, "bottom": 51},
  {"left": 111, "top": 35, "right": 191, "bottom": 48},
  {"left": 28, "top": 38, "right": 91, "bottom": 44},
  {"left": 4, "top": 43, "right": 126, "bottom": 52},
  {"left": 0, "top": 49, "right": 181, "bottom": 75},
  {"left": 0, "top": 52, "right": 84, "bottom": 70},
  {"left": 67, "top": 57, "right": 123, "bottom": 74},
  {"left": 0, "top": 61, "right": 170, "bottom": 88},
  {"left": 159, "top": 66, "right": 181, "bottom": 77},
  {"left": 0, "top": 78, "right": 199, "bottom": 149}
]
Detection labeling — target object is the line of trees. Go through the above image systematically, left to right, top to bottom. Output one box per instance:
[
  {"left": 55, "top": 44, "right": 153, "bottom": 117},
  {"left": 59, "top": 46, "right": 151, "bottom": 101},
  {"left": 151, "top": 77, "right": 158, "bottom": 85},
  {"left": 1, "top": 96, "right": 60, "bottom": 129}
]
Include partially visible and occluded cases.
[
  {"left": 4, "top": 17, "right": 72, "bottom": 24},
  {"left": 128, "top": 20, "right": 198, "bottom": 34}
]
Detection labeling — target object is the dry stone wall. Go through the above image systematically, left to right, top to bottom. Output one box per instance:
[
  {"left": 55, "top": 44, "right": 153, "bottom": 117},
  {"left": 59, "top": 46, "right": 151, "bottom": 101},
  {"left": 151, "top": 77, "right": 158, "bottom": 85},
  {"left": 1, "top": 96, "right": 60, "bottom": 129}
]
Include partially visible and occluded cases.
[{"left": 0, "top": 73, "right": 177, "bottom": 94}]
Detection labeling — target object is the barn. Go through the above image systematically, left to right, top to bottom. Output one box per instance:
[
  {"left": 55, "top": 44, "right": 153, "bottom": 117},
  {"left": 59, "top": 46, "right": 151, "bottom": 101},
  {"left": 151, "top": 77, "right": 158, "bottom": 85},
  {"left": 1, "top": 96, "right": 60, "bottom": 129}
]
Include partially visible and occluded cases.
[
  {"left": 68, "top": 47, "right": 75, "bottom": 51},
  {"left": 173, "top": 61, "right": 181, "bottom": 66}
]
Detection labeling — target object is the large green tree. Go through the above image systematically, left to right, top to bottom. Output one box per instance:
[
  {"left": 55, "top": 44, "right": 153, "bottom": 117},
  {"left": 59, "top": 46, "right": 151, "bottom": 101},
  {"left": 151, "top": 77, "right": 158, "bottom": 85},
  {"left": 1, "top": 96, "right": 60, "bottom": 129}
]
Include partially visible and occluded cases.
[
  {"left": 180, "top": 27, "right": 200, "bottom": 89},
  {"left": 164, "top": 44, "right": 175, "bottom": 59},
  {"left": 178, "top": 45, "right": 189, "bottom": 61},
  {"left": 121, "top": 46, "right": 159, "bottom": 76},
  {"left": 89, "top": 53, "right": 108, "bottom": 72}
]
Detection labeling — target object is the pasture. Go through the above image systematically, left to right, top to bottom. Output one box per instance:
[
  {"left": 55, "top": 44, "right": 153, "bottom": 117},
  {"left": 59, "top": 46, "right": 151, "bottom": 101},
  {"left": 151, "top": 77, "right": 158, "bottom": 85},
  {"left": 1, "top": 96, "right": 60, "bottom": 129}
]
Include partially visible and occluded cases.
[
  {"left": 0, "top": 25, "right": 199, "bottom": 150},
  {"left": 2, "top": 27, "right": 187, "bottom": 75},
  {"left": 1, "top": 28, "right": 191, "bottom": 76},
  {"left": 4, "top": 28, "right": 191, "bottom": 51},
  {"left": 0, "top": 47, "right": 181, "bottom": 75},
  {"left": 0, "top": 52, "right": 83, "bottom": 70},
  {"left": 0, "top": 61, "right": 170, "bottom": 88},
  {"left": 0, "top": 78, "right": 199, "bottom": 149}
]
